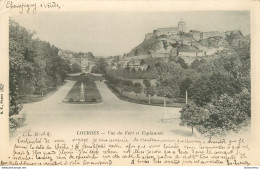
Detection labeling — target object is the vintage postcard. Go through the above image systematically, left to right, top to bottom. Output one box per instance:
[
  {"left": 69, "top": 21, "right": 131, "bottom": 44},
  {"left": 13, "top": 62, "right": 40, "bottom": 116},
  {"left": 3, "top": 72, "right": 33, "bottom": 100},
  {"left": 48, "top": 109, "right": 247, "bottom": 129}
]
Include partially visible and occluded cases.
[{"left": 0, "top": 0, "right": 260, "bottom": 167}]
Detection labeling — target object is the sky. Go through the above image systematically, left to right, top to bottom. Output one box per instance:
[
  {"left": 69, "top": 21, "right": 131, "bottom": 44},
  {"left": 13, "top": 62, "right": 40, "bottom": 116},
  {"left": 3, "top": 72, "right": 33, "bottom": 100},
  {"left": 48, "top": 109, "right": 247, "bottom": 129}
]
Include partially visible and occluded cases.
[{"left": 13, "top": 11, "right": 250, "bottom": 57}]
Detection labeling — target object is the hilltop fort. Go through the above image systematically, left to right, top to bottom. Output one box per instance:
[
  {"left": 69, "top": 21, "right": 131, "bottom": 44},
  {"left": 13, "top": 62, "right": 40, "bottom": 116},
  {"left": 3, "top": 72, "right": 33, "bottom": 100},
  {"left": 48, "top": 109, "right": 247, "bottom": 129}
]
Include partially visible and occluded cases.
[{"left": 116, "top": 19, "right": 250, "bottom": 67}]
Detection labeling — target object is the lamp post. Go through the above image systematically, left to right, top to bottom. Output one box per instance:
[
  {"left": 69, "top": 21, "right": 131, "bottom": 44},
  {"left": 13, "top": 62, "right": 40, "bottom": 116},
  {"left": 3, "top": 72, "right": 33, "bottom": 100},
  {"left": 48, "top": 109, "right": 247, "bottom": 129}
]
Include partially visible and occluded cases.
[
  {"left": 186, "top": 90, "right": 188, "bottom": 105},
  {"left": 148, "top": 94, "right": 151, "bottom": 104},
  {"left": 162, "top": 95, "right": 166, "bottom": 123}
]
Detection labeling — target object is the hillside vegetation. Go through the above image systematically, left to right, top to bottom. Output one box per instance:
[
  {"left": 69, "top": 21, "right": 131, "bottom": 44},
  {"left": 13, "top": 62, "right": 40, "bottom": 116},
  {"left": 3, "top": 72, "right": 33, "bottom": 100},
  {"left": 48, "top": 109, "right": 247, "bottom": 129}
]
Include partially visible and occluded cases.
[{"left": 9, "top": 20, "right": 71, "bottom": 116}]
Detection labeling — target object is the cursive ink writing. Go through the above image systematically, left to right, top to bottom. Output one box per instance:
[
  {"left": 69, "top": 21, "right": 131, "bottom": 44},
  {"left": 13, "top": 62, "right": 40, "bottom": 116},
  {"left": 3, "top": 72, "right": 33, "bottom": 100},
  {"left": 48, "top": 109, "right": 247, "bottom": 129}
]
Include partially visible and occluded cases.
[
  {"left": 5, "top": 1, "right": 63, "bottom": 14},
  {"left": 6, "top": 1, "right": 36, "bottom": 14},
  {"left": 2, "top": 130, "right": 252, "bottom": 166}
]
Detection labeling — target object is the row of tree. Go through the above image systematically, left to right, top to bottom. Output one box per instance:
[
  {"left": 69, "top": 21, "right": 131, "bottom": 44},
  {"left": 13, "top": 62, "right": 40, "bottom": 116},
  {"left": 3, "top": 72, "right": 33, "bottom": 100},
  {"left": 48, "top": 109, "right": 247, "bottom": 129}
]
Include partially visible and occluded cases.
[{"left": 9, "top": 20, "right": 71, "bottom": 116}]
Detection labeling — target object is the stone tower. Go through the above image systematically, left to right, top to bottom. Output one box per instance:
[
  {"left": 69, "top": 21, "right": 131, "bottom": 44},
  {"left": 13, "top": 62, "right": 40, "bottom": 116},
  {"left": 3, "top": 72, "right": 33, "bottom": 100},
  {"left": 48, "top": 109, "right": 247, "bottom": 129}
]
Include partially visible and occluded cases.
[{"left": 178, "top": 19, "right": 186, "bottom": 33}]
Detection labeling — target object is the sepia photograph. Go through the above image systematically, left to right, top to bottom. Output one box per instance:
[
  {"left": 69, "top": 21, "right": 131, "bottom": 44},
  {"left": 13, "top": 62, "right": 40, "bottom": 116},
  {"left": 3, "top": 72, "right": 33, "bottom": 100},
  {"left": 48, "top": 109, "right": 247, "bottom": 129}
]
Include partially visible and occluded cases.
[
  {"left": 1, "top": 1, "right": 259, "bottom": 166},
  {"left": 9, "top": 11, "right": 251, "bottom": 137}
]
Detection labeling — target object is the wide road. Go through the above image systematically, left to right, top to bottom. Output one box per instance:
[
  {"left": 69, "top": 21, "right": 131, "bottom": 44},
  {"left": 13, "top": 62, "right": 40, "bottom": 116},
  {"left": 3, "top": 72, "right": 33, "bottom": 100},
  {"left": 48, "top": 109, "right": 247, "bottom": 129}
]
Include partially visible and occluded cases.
[{"left": 12, "top": 80, "right": 192, "bottom": 139}]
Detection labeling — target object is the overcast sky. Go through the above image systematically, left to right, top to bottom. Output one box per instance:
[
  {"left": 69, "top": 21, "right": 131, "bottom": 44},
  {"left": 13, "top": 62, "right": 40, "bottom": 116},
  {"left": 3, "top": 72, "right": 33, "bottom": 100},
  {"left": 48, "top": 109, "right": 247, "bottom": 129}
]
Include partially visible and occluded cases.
[{"left": 13, "top": 11, "right": 250, "bottom": 57}]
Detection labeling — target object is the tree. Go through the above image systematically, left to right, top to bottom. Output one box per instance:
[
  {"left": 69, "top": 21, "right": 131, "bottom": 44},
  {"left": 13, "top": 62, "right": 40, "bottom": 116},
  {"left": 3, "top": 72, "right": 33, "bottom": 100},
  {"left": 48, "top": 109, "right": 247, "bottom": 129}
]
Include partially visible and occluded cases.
[
  {"left": 9, "top": 19, "right": 71, "bottom": 116},
  {"left": 134, "top": 49, "right": 139, "bottom": 56},
  {"left": 176, "top": 57, "right": 188, "bottom": 69},
  {"left": 91, "top": 58, "right": 108, "bottom": 74},
  {"left": 190, "top": 58, "right": 207, "bottom": 72},
  {"left": 140, "top": 59, "right": 145, "bottom": 66},
  {"left": 156, "top": 62, "right": 184, "bottom": 98},
  {"left": 71, "top": 63, "right": 81, "bottom": 73},
  {"left": 189, "top": 75, "right": 213, "bottom": 106},
  {"left": 180, "top": 77, "right": 192, "bottom": 97},
  {"left": 143, "top": 79, "right": 151, "bottom": 88},
  {"left": 121, "top": 80, "right": 134, "bottom": 93},
  {"left": 133, "top": 82, "right": 143, "bottom": 96},
  {"left": 144, "top": 86, "right": 155, "bottom": 104},
  {"left": 237, "top": 88, "right": 251, "bottom": 117},
  {"left": 196, "top": 92, "right": 250, "bottom": 136},
  {"left": 180, "top": 102, "right": 205, "bottom": 134}
]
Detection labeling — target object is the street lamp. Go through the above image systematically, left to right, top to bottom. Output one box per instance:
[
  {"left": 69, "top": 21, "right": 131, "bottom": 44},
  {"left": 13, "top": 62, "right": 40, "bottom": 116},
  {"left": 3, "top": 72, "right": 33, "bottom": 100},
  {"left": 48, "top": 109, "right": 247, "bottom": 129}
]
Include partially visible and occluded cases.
[
  {"left": 186, "top": 90, "right": 188, "bottom": 105},
  {"left": 148, "top": 94, "right": 151, "bottom": 104},
  {"left": 162, "top": 95, "right": 166, "bottom": 123}
]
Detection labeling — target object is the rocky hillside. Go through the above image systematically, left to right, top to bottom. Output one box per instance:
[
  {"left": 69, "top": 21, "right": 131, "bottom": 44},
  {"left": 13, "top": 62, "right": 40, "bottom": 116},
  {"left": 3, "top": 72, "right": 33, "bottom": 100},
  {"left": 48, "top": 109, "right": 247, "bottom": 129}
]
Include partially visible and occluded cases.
[
  {"left": 126, "top": 30, "right": 250, "bottom": 58},
  {"left": 226, "top": 30, "right": 249, "bottom": 47},
  {"left": 128, "top": 36, "right": 162, "bottom": 56},
  {"left": 199, "top": 36, "right": 229, "bottom": 48}
]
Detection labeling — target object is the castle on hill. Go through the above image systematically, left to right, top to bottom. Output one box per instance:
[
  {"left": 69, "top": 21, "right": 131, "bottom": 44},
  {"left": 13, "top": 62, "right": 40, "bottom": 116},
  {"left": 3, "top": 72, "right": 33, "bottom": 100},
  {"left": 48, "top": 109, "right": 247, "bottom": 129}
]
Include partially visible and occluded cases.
[
  {"left": 145, "top": 19, "right": 226, "bottom": 41},
  {"left": 145, "top": 19, "right": 186, "bottom": 39}
]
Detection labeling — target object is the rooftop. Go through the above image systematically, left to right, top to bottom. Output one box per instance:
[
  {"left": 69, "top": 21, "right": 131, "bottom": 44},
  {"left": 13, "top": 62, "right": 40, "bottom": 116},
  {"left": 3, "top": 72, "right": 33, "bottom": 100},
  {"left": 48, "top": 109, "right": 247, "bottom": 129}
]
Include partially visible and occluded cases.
[{"left": 157, "top": 27, "right": 178, "bottom": 32}]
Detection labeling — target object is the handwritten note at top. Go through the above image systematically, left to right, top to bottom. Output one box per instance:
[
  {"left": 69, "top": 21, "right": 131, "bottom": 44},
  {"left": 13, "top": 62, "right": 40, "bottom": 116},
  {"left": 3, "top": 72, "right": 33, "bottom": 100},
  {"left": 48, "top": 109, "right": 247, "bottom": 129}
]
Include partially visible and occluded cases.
[
  {"left": 5, "top": 1, "right": 63, "bottom": 14},
  {"left": 1, "top": 130, "right": 251, "bottom": 166}
]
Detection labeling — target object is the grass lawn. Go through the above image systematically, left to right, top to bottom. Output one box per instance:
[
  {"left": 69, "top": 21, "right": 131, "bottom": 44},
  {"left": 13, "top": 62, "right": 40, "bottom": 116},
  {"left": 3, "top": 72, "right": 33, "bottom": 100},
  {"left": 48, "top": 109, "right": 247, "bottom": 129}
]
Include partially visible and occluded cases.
[
  {"left": 66, "top": 73, "right": 105, "bottom": 81},
  {"left": 64, "top": 75, "right": 102, "bottom": 103},
  {"left": 105, "top": 81, "right": 185, "bottom": 108}
]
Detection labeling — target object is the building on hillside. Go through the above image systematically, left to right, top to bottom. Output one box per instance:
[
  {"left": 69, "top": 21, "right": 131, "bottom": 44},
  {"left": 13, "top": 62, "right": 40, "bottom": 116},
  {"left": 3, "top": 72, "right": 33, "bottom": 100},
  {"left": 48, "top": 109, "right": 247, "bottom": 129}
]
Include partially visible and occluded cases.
[
  {"left": 153, "top": 19, "right": 187, "bottom": 37},
  {"left": 178, "top": 19, "right": 186, "bottom": 33},
  {"left": 153, "top": 27, "right": 179, "bottom": 37},
  {"left": 190, "top": 30, "right": 201, "bottom": 40},
  {"left": 201, "top": 31, "right": 225, "bottom": 39},
  {"left": 179, "top": 36, "right": 194, "bottom": 45},
  {"left": 192, "top": 42, "right": 224, "bottom": 56},
  {"left": 177, "top": 47, "right": 201, "bottom": 65},
  {"left": 203, "top": 47, "right": 223, "bottom": 56},
  {"left": 178, "top": 48, "right": 200, "bottom": 57},
  {"left": 152, "top": 53, "right": 171, "bottom": 58},
  {"left": 107, "top": 57, "right": 114, "bottom": 66},
  {"left": 120, "top": 59, "right": 148, "bottom": 71},
  {"left": 128, "top": 59, "right": 141, "bottom": 70},
  {"left": 119, "top": 60, "right": 129, "bottom": 68},
  {"left": 140, "top": 64, "right": 148, "bottom": 71}
]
